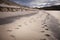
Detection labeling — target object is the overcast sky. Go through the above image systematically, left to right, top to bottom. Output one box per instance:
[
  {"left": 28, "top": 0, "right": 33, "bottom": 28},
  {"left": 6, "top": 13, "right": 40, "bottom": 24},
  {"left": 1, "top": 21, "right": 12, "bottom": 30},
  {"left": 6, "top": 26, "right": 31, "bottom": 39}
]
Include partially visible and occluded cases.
[{"left": 10, "top": 0, "right": 60, "bottom": 7}]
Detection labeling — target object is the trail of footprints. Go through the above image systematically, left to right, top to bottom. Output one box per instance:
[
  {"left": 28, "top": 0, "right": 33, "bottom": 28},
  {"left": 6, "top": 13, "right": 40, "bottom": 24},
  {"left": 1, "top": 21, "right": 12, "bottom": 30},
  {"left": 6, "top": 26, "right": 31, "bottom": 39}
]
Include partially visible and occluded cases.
[
  {"left": 6, "top": 13, "right": 54, "bottom": 40},
  {"left": 6, "top": 24, "right": 22, "bottom": 40},
  {"left": 40, "top": 24, "right": 50, "bottom": 40}
]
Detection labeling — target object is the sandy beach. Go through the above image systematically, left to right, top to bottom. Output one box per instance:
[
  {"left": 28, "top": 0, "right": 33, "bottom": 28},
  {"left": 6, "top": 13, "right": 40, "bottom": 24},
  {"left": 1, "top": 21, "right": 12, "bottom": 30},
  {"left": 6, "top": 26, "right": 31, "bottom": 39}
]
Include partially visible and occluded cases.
[{"left": 0, "top": 10, "right": 60, "bottom": 40}]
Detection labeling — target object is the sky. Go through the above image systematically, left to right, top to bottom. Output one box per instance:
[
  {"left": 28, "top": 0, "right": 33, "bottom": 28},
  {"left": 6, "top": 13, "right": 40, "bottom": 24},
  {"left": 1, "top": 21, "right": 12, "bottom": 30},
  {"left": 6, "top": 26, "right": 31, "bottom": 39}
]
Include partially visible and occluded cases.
[{"left": 10, "top": 0, "right": 60, "bottom": 7}]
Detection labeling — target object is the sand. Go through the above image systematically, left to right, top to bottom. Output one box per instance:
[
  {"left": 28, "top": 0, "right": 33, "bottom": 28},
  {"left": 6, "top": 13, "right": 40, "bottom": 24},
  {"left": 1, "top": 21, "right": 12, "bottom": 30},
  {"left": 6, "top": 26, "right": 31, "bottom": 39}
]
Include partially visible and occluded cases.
[{"left": 0, "top": 10, "right": 60, "bottom": 40}]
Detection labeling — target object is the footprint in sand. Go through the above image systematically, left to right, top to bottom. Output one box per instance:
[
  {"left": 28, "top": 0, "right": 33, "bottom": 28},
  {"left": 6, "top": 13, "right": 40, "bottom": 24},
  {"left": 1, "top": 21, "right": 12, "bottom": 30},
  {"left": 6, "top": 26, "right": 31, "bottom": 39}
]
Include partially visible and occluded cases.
[
  {"left": 24, "top": 22, "right": 28, "bottom": 25},
  {"left": 44, "top": 24, "right": 48, "bottom": 27},
  {"left": 15, "top": 25, "right": 22, "bottom": 29},
  {"left": 18, "top": 25, "right": 22, "bottom": 27},
  {"left": 42, "top": 26, "right": 45, "bottom": 28},
  {"left": 15, "top": 28, "right": 20, "bottom": 29},
  {"left": 45, "top": 28, "right": 49, "bottom": 30},
  {"left": 7, "top": 30, "right": 12, "bottom": 32},
  {"left": 41, "top": 31, "right": 45, "bottom": 33},
  {"left": 45, "top": 34, "right": 50, "bottom": 37},
  {"left": 10, "top": 35, "right": 16, "bottom": 40},
  {"left": 10, "top": 35, "right": 15, "bottom": 38}
]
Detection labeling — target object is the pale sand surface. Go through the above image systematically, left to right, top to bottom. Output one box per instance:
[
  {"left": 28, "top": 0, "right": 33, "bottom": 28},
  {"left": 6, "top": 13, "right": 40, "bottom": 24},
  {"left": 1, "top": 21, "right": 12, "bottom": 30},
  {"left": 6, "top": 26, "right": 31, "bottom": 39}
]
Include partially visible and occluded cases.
[{"left": 0, "top": 10, "right": 60, "bottom": 40}]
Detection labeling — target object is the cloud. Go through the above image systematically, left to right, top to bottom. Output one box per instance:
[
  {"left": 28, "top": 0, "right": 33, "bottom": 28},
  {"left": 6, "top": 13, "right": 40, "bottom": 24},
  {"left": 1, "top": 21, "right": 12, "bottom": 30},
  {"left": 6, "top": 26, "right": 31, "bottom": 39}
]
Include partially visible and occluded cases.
[
  {"left": 10, "top": 0, "right": 60, "bottom": 7},
  {"left": 28, "top": 0, "right": 60, "bottom": 7}
]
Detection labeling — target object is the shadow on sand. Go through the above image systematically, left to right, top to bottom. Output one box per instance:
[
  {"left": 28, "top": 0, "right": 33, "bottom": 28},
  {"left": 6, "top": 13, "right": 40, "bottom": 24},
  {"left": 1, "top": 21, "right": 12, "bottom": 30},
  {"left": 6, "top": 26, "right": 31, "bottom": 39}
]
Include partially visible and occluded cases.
[
  {"left": 0, "top": 13, "right": 37, "bottom": 25},
  {"left": 45, "top": 14, "right": 60, "bottom": 40}
]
